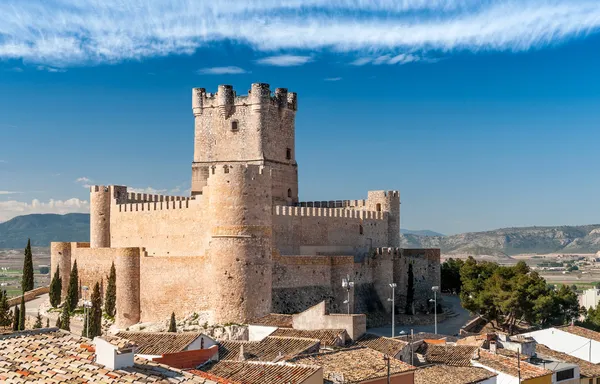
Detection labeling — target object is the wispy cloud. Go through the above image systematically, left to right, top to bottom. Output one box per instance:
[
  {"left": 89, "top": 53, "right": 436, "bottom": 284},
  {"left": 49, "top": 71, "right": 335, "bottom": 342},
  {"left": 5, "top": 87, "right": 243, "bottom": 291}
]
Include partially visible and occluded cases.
[
  {"left": 1, "top": 1, "right": 600, "bottom": 66},
  {"left": 351, "top": 53, "right": 424, "bottom": 66},
  {"left": 256, "top": 55, "right": 313, "bottom": 66},
  {"left": 36, "top": 65, "right": 67, "bottom": 72},
  {"left": 197, "top": 66, "right": 247, "bottom": 75},
  {"left": 4, "top": 67, "right": 23, "bottom": 72},
  {"left": 324, "top": 77, "right": 342, "bottom": 81},
  {"left": 0, "top": 160, "right": 7, "bottom": 163},
  {"left": 75, "top": 177, "right": 93, "bottom": 188},
  {"left": 0, "top": 191, "right": 21, "bottom": 195},
  {"left": 0, "top": 198, "right": 89, "bottom": 222}
]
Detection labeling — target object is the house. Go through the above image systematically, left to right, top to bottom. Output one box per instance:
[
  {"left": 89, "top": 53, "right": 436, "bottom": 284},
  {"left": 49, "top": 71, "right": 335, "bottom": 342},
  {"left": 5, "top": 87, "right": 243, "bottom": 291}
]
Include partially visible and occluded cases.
[
  {"left": 248, "top": 301, "right": 366, "bottom": 342},
  {"left": 522, "top": 326, "right": 600, "bottom": 364},
  {"left": 0, "top": 328, "right": 216, "bottom": 383},
  {"left": 271, "top": 328, "right": 349, "bottom": 347},
  {"left": 116, "top": 331, "right": 217, "bottom": 356},
  {"left": 354, "top": 333, "right": 413, "bottom": 363},
  {"left": 218, "top": 336, "right": 320, "bottom": 361},
  {"left": 535, "top": 344, "right": 600, "bottom": 384},
  {"left": 290, "top": 346, "right": 416, "bottom": 383},
  {"left": 472, "top": 350, "right": 553, "bottom": 384},
  {"left": 527, "top": 354, "right": 580, "bottom": 384},
  {"left": 195, "top": 360, "right": 323, "bottom": 384},
  {"left": 414, "top": 365, "right": 497, "bottom": 384}
]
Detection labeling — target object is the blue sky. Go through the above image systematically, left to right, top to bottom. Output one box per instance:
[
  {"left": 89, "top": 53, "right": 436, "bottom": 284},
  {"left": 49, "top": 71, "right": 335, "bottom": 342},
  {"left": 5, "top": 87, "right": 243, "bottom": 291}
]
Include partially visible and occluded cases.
[{"left": 1, "top": 0, "right": 600, "bottom": 235}]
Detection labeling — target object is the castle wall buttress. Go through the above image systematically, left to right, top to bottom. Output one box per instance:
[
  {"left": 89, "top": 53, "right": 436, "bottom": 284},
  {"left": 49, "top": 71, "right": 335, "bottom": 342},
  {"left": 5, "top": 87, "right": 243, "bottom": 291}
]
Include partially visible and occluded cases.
[
  {"left": 206, "top": 164, "right": 273, "bottom": 324},
  {"left": 50, "top": 242, "right": 73, "bottom": 298},
  {"left": 115, "top": 247, "right": 141, "bottom": 328}
]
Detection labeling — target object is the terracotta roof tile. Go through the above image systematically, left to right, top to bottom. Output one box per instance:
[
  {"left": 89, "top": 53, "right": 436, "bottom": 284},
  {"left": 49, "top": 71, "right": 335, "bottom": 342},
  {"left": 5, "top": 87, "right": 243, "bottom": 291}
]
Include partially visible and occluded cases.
[
  {"left": 249, "top": 314, "right": 293, "bottom": 327},
  {"left": 558, "top": 325, "right": 600, "bottom": 343},
  {"left": 0, "top": 328, "right": 215, "bottom": 383},
  {"left": 271, "top": 328, "right": 347, "bottom": 347},
  {"left": 116, "top": 331, "right": 208, "bottom": 355},
  {"left": 354, "top": 333, "right": 408, "bottom": 357},
  {"left": 219, "top": 336, "right": 320, "bottom": 362},
  {"left": 417, "top": 343, "right": 479, "bottom": 366},
  {"left": 290, "top": 346, "right": 416, "bottom": 383},
  {"left": 475, "top": 350, "right": 552, "bottom": 380},
  {"left": 198, "top": 360, "right": 321, "bottom": 384},
  {"left": 415, "top": 365, "right": 497, "bottom": 384}
]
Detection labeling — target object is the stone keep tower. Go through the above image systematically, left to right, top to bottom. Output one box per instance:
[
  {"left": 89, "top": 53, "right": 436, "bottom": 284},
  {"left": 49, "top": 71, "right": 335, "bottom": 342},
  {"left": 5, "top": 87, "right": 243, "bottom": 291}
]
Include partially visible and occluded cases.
[
  {"left": 191, "top": 83, "right": 298, "bottom": 206},
  {"left": 206, "top": 164, "right": 273, "bottom": 324}
]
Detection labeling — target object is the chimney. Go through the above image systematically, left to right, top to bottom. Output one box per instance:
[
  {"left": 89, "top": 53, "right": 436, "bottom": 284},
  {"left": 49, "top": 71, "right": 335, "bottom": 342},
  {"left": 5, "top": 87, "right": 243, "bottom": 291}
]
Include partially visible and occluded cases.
[
  {"left": 94, "top": 336, "right": 136, "bottom": 370},
  {"left": 490, "top": 341, "right": 497, "bottom": 354},
  {"left": 238, "top": 345, "right": 247, "bottom": 361}
]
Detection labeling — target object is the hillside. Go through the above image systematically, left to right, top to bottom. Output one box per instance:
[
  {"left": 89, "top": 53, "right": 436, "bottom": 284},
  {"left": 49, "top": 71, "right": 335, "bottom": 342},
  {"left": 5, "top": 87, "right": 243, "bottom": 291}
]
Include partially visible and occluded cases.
[
  {"left": 0, "top": 213, "right": 90, "bottom": 249},
  {"left": 402, "top": 225, "right": 600, "bottom": 256}
]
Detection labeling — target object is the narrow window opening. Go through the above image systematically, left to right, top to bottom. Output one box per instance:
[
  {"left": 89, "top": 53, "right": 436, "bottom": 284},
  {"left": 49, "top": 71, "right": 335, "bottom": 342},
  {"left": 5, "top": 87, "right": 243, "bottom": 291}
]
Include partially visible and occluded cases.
[
  {"left": 231, "top": 121, "right": 239, "bottom": 132},
  {"left": 286, "top": 148, "right": 292, "bottom": 160},
  {"left": 224, "top": 165, "right": 229, "bottom": 174},
  {"left": 288, "top": 188, "right": 292, "bottom": 198},
  {"left": 376, "top": 203, "right": 382, "bottom": 212},
  {"left": 359, "top": 225, "right": 364, "bottom": 235}
]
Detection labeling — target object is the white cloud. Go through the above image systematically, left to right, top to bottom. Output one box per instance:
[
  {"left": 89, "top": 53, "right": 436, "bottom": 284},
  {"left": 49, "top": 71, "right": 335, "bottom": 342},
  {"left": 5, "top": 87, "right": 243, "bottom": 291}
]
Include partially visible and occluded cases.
[
  {"left": 1, "top": 1, "right": 599, "bottom": 66},
  {"left": 352, "top": 53, "right": 424, "bottom": 66},
  {"left": 256, "top": 55, "right": 313, "bottom": 66},
  {"left": 36, "top": 65, "right": 66, "bottom": 72},
  {"left": 197, "top": 66, "right": 247, "bottom": 75},
  {"left": 324, "top": 77, "right": 342, "bottom": 81},
  {"left": 75, "top": 177, "right": 93, "bottom": 189},
  {"left": 129, "top": 186, "right": 168, "bottom": 194},
  {"left": 0, "top": 191, "right": 21, "bottom": 195},
  {"left": 0, "top": 198, "right": 90, "bottom": 222}
]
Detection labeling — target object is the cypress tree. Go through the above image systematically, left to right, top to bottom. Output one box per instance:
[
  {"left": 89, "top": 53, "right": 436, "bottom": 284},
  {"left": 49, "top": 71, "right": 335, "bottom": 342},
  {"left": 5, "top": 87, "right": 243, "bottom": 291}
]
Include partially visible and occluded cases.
[
  {"left": 22, "top": 239, "right": 34, "bottom": 292},
  {"left": 66, "top": 261, "right": 79, "bottom": 311},
  {"left": 104, "top": 262, "right": 117, "bottom": 318},
  {"left": 405, "top": 263, "right": 415, "bottom": 315},
  {"left": 49, "top": 267, "right": 62, "bottom": 308},
  {"left": 89, "top": 282, "right": 103, "bottom": 338},
  {"left": 0, "top": 290, "right": 11, "bottom": 327},
  {"left": 19, "top": 295, "right": 26, "bottom": 331},
  {"left": 60, "top": 299, "right": 71, "bottom": 331},
  {"left": 12, "top": 305, "right": 19, "bottom": 331},
  {"left": 33, "top": 312, "right": 43, "bottom": 329},
  {"left": 168, "top": 312, "right": 177, "bottom": 332},
  {"left": 55, "top": 315, "right": 61, "bottom": 329},
  {"left": 46, "top": 318, "right": 50, "bottom": 328}
]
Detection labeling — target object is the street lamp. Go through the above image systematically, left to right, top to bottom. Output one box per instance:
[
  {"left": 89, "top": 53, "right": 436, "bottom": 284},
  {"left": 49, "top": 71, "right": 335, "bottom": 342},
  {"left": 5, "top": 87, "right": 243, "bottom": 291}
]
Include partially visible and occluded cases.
[
  {"left": 342, "top": 275, "right": 355, "bottom": 315},
  {"left": 387, "top": 283, "right": 397, "bottom": 337},
  {"left": 82, "top": 286, "right": 89, "bottom": 338},
  {"left": 430, "top": 286, "right": 439, "bottom": 335}
]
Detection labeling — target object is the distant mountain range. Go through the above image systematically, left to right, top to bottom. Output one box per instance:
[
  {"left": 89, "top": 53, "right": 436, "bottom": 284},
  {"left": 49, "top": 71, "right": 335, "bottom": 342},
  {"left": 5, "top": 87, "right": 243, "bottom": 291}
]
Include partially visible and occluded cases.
[
  {"left": 0, "top": 213, "right": 90, "bottom": 249},
  {"left": 1, "top": 214, "right": 599, "bottom": 256},
  {"left": 402, "top": 225, "right": 600, "bottom": 256}
]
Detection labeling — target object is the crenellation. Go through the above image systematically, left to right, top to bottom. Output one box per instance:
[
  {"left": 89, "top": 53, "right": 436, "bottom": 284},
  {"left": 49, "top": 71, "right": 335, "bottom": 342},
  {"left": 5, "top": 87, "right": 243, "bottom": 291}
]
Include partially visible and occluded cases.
[{"left": 52, "top": 83, "right": 439, "bottom": 328}]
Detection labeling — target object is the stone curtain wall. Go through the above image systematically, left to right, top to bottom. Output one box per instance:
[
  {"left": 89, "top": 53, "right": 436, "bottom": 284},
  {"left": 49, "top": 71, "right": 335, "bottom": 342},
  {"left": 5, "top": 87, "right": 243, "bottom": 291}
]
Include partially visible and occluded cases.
[{"left": 272, "top": 206, "right": 388, "bottom": 256}]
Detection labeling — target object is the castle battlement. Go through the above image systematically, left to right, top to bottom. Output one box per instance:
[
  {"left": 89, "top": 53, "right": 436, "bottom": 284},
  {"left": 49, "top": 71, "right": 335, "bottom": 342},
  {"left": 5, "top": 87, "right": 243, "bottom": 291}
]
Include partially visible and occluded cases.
[
  {"left": 192, "top": 83, "right": 297, "bottom": 114},
  {"left": 124, "top": 192, "right": 195, "bottom": 203},
  {"left": 117, "top": 200, "right": 194, "bottom": 213},
  {"left": 273, "top": 205, "right": 386, "bottom": 220}
]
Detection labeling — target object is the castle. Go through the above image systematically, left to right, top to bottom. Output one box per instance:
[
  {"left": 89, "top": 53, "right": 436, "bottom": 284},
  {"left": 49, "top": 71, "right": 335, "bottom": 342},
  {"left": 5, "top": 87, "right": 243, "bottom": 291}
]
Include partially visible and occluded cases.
[{"left": 50, "top": 83, "right": 440, "bottom": 329}]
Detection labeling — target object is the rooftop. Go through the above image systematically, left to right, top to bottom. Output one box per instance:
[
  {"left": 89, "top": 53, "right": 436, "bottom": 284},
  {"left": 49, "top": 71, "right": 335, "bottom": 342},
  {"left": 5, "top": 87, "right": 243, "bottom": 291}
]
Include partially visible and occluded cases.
[
  {"left": 248, "top": 313, "right": 293, "bottom": 328},
  {"left": 557, "top": 325, "right": 600, "bottom": 343},
  {"left": 271, "top": 328, "right": 347, "bottom": 347},
  {"left": 0, "top": 329, "right": 213, "bottom": 383},
  {"left": 116, "top": 331, "right": 207, "bottom": 355},
  {"left": 410, "top": 332, "right": 460, "bottom": 343},
  {"left": 354, "top": 333, "right": 408, "bottom": 357},
  {"left": 218, "top": 336, "right": 319, "bottom": 362},
  {"left": 416, "top": 343, "right": 479, "bottom": 366},
  {"left": 536, "top": 344, "right": 600, "bottom": 378},
  {"left": 290, "top": 346, "right": 416, "bottom": 383},
  {"left": 474, "top": 350, "right": 552, "bottom": 380},
  {"left": 196, "top": 360, "right": 321, "bottom": 384},
  {"left": 414, "top": 365, "right": 497, "bottom": 384}
]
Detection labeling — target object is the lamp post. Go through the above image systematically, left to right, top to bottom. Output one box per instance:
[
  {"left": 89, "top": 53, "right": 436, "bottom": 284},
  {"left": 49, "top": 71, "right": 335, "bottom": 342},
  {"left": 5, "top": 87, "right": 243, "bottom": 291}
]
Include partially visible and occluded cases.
[
  {"left": 342, "top": 275, "right": 355, "bottom": 315},
  {"left": 387, "top": 283, "right": 397, "bottom": 337},
  {"left": 81, "top": 285, "right": 89, "bottom": 338},
  {"left": 430, "top": 286, "right": 439, "bottom": 335}
]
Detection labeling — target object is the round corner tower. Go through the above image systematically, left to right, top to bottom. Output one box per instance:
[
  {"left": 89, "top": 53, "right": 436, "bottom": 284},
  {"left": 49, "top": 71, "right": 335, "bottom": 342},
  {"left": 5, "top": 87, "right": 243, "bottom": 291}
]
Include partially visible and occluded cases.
[
  {"left": 207, "top": 164, "right": 273, "bottom": 324},
  {"left": 90, "top": 185, "right": 112, "bottom": 248},
  {"left": 50, "top": 242, "right": 72, "bottom": 298},
  {"left": 115, "top": 247, "right": 141, "bottom": 328}
]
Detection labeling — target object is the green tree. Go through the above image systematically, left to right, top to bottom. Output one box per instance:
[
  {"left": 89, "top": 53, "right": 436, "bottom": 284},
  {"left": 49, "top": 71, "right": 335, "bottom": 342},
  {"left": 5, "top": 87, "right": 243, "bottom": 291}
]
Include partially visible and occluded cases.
[
  {"left": 22, "top": 239, "right": 34, "bottom": 292},
  {"left": 441, "top": 258, "right": 464, "bottom": 293},
  {"left": 66, "top": 261, "right": 79, "bottom": 312},
  {"left": 104, "top": 262, "right": 117, "bottom": 318},
  {"left": 405, "top": 263, "right": 414, "bottom": 315},
  {"left": 49, "top": 267, "right": 62, "bottom": 308},
  {"left": 83, "top": 282, "right": 103, "bottom": 339},
  {"left": 0, "top": 290, "right": 11, "bottom": 327},
  {"left": 19, "top": 295, "right": 26, "bottom": 331},
  {"left": 60, "top": 299, "right": 71, "bottom": 331},
  {"left": 12, "top": 305, "right": 19, "bottom": 331},
  {"left": 33, "top": 312, "right": 43, "bottom": 329},
  {"left": 168, "top": 312, "right": 177, "bottom": 332},
  {"left": 46, "top": 318, "right": 49, "bottom": 328}
]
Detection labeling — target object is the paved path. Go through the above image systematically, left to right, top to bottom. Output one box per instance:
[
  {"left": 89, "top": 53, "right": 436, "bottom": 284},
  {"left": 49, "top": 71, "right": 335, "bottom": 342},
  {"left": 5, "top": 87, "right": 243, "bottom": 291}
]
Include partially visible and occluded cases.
[
  {"left": 23, "top": 293, "right": 83, "bottom": 335},
  {"left": 368, "top": 294, "right": 473, "bottom": 337}
]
